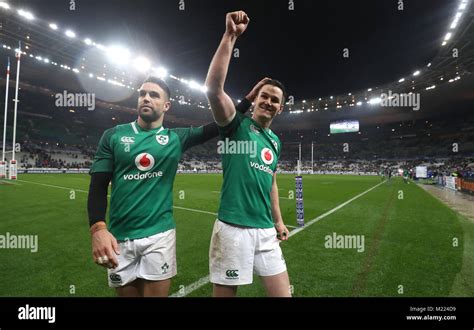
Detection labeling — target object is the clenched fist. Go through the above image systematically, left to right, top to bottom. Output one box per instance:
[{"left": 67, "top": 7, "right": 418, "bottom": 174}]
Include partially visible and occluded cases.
[{"left": 225, "top": 11, "right": 250, "bottom": 38}]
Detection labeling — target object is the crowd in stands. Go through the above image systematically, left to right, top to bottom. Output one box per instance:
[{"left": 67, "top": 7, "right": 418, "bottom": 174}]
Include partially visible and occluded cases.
[
  {"left": 1, "top": 86, "right": 473, "bottom": 176},
  {"left": 2, "top": 136, "right": 472, "bottom": 178},
  {"left": 17, "top": 140, "right": 93, "bottom": 169}
]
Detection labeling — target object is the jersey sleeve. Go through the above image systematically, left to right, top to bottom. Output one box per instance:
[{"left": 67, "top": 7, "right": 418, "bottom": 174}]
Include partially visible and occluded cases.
[
  {"left": 218, "top": 111, "right": 245, "bottom": 139},
  {"left": 173, "top": 126, "right": 206, "bottom": 152},
  {"left": 90, "top": 128, "right": 115, "bottom": 174},
  {"left": 276, "top": 138, "right": 282, "bottom": 161}
]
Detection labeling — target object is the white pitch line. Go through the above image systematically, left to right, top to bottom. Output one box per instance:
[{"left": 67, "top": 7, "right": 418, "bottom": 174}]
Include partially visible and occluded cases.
[
  {"left": 0, "top": 179, "right": 22, "bottom": 185},
  {"left": 17, "top": 179, "right": 217, "bottom": 216},
  {"left": 17, "top": 179, "right": 89, "bottom": 193},
  {"left": 170, "top": 180, "right": 386, "bottom": 297},
  {"left": 288, "top": 180, "right": 385, "bottom": 237},
  {"left": 279, "top": 197, "right": 291, "bottom": 199},
  {"left": 174, "top": 206, "right": 217, "bottom": 216}
]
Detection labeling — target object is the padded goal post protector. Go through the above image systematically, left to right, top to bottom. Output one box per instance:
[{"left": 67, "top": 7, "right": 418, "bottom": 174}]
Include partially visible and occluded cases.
[
  {"left": 9, "top": 160, "right": 17, "bottom": 180},
  {"left": 0, "top": 161, "right": 6, "bottom": 178},
  {"left": 296, "top": 175, "right": 304, "bottom": 227}
]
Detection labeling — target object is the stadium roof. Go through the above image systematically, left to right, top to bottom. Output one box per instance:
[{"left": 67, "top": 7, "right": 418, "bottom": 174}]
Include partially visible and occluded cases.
[{"left": 0, "top": 0, "right": 473, "bottom": 129}]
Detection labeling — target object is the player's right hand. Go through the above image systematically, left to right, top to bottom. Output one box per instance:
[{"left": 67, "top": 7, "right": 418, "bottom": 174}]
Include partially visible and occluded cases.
[
  {"left": 225, "top": 11, "right": 250, "bottom": 38},
  {"left": 92, "top": 229, "right": 120, "bottom": 269}
]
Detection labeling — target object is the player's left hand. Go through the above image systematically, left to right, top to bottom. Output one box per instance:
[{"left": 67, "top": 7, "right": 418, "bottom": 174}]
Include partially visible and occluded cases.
[
  {"left": 245, "top": 77, "right": 271, "bottom": 102},
  {"left": 275, "top": 222, "right": 289, "bottom": 241}
]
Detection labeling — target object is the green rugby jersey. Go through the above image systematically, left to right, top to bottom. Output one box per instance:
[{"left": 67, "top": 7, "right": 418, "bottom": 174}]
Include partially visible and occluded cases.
[
  {"left": 218, "top": 112, "right": 282, "bottom": 228},
  {"left": 90, "top": 121, "right": 205, "bottom": 241}
]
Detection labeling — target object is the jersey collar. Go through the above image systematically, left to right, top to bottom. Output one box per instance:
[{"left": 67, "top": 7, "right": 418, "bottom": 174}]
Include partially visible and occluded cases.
[
  {"left": 249, "top": 117, "right": 272, "bottom": 135},
  {"left": 131, "top": 121, "right": 165, "bottom": 134}
]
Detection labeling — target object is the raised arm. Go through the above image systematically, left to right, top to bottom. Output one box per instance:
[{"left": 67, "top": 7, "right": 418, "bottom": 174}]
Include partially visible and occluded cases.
[{"left": 205, "top": 11, "right": 250, "bottom": 126}]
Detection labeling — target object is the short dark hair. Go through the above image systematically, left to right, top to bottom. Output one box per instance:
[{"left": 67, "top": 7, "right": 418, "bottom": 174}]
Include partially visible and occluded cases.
[
  {"left": 141, "top": 76, "right": 171, "bottom": 100},
  {"left": 259, "top": 79, "right": 287, "bottom": 105}
]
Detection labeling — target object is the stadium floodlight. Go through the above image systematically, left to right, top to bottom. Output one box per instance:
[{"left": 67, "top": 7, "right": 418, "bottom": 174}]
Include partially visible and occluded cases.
[
  {"left": 0, "top": 2, "right": 10, "bottom": 9},
  {"left": 459, "top": 3, "right": 467, "bottom": 9},
  {"left": 18, "top": 9, "right": 34, "bottom": 20},
  {"left": 450, "top": 18, "right": 459, "bottom": 29},
  {"left": 49, "top": 23, "right": 58, "bottom": 30},
  {"left": 65, "top": 30, "right": 76, "bottom": 38},
  {"left": 444, "top": 32, "right": 452, "bottom": 41},
  {"left": 84, "top": 38, "right": 92, "bottom": 45},
  {"left": 441, "top": 41, "right": 447, "bottom": 46},
  {"left": 96, "top": 43, "right": 107, "bottom": 51},
  {"left": 106, "top": 45, "right": 130, "bottom": 65},
  {"left": 35, "top": 56, "right": 42, "bottom": 61},
  {"left": 133, "top": 56, "right": 151, "bottom": 73},
  {"left": 43, "top": 58, "right": 49, "bottom": 63},
  {"left": 427, "top": 63, "right": 431, "bottom": 67},
  {"left": 153, "top": 66, "right": 168, "bottom": 79},
  {"left": 72, "top": 68, "right": 79, "bottom": 73},
  {"left": 413, "top": 70, "right": 420, "bottom": 76},
  {"left": 89, "top": 73, "right": 94, "bottom": 78},
  {"left": 398, "top": 78, "right": 405, "bottom": 83},
  {"left": 107, "top": 79, "right": 124, "bottom": 87},
  {"left": 189, "top": 80, "right": 201, "bottom": 90},
  {"left": 368, "top": 88, "right": 372, "bottom": 91},
  {"left": 330, "top": 96, "right": 333, "bottom": 99},
  {"left": 368, "top": 97, "right": 381, "bottom": 105},
  {"left": 302, "top": 100, "right": 306, "bottom": 103},
  {"left": 356, "top": 101, "right": 362, "bottom": 106}
]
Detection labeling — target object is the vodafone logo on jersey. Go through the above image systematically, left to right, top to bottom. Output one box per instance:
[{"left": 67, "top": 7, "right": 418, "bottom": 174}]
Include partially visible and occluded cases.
[
  {"left": 261, "top": 148, "right": 274, "bottom": 165},
  {"left": 135, "top": 153, "right": 155, "bottom": 171}
]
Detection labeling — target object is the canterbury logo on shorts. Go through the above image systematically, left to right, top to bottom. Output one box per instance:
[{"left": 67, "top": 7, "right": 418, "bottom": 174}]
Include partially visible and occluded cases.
[
  {"left": 225, "top": 269, "right": 239, "bottom": 279},
  {"left": 109, "top": 273, "right": 122, "bottom": 284}
]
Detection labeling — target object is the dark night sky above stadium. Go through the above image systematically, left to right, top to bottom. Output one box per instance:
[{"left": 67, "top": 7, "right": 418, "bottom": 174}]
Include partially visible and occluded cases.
[{"left": 12, "top": 0, "right": 456, "bottom": 99}]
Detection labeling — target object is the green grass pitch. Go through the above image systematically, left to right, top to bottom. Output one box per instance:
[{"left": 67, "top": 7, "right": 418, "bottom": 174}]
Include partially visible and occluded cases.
[{"left": 0, "top": 174, "right": 473, "bottom": 297}]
